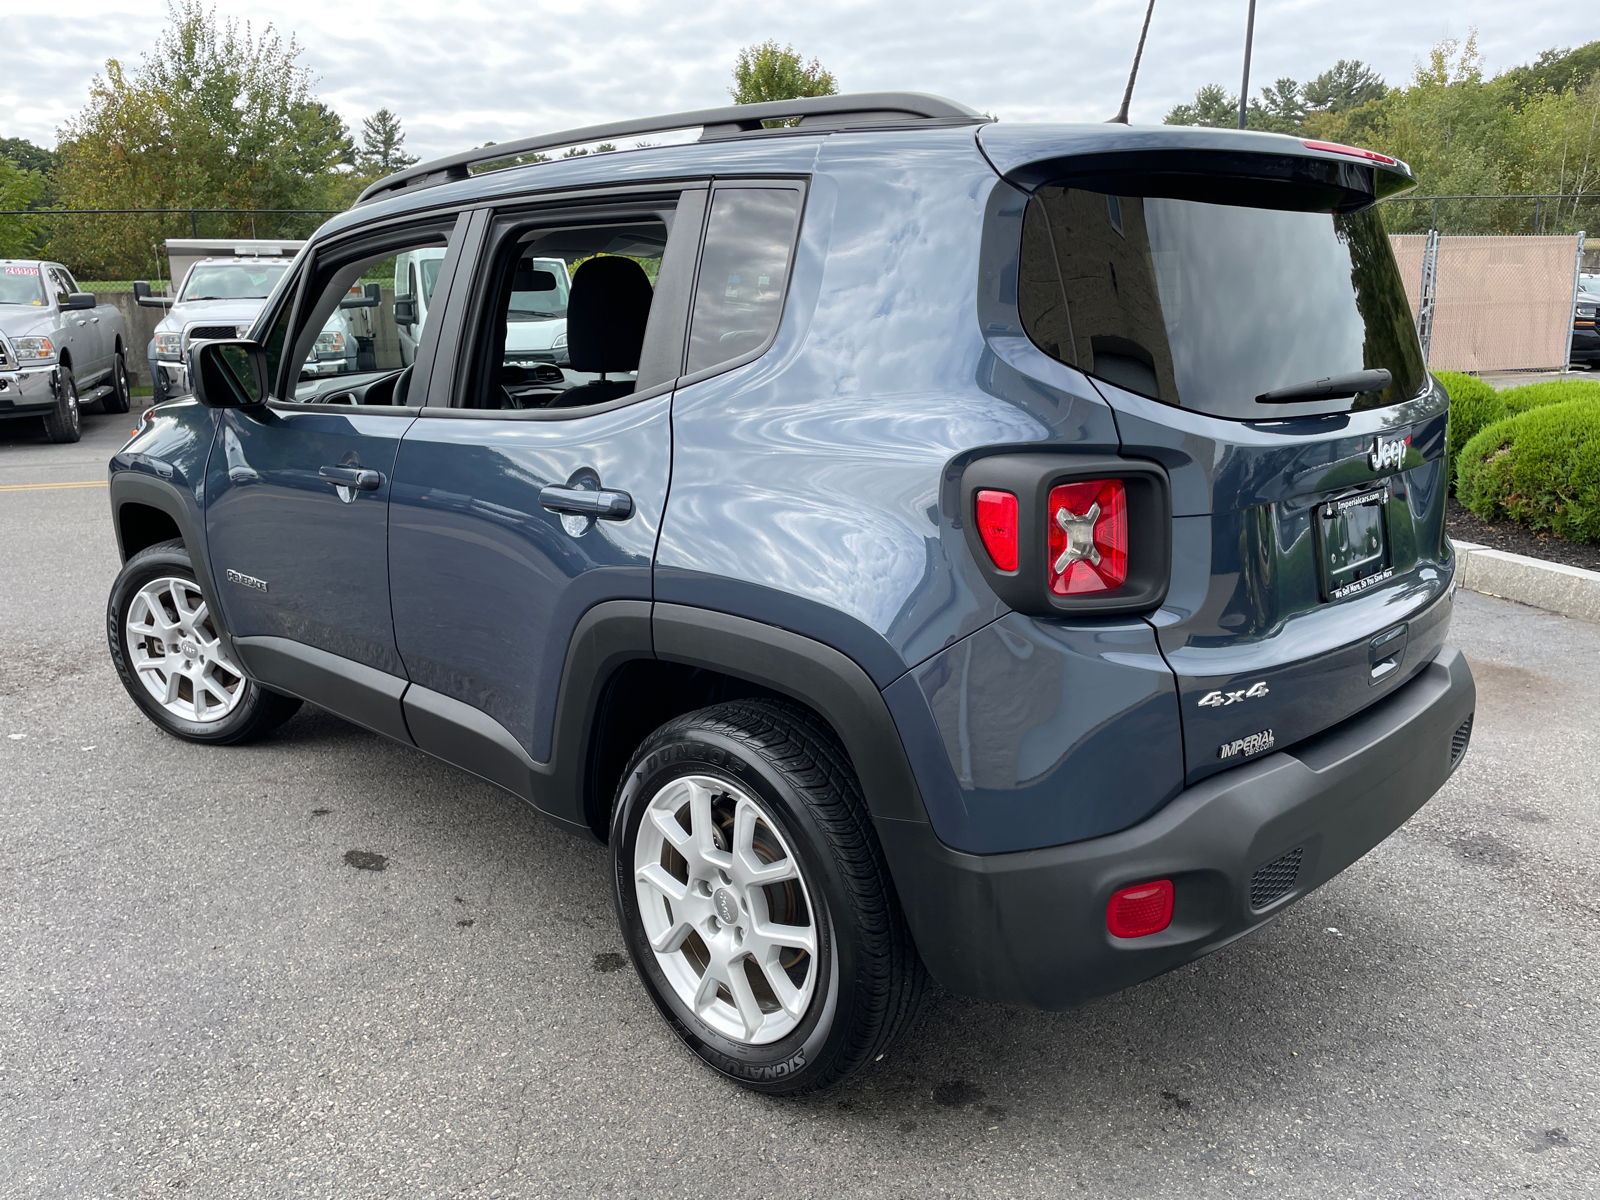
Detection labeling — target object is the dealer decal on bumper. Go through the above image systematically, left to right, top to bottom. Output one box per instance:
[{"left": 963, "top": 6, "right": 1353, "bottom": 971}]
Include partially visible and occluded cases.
[{"left": 1219, "top": 729, "right": 1275, "bottom": 759}]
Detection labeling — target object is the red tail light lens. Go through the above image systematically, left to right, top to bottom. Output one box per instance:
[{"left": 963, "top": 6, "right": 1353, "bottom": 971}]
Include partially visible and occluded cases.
[
  {"left": 1301, "top": 138, "right": 1397, "bottom": 166},
  {"left": 1047, "top": 479, "right": 1127, "bottom": 594},
  {"left": 975, "top": 489, "right": 1019, "bottom": 572},
  {"left": 1106, "top": 879, "right": 1174, "bottom": 939}
]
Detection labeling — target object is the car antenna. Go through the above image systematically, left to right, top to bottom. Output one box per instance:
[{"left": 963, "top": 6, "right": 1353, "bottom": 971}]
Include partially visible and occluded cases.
[{"left": 1109, "top": 0, "right": 1157, "bottom": 124}]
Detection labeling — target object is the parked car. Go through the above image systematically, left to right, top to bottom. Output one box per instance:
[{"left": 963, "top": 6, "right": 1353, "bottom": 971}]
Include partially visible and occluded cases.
[
  {"left": 104, "top": 94, "right": 1475, "bottom": 1095},
  {"left": 139, "top": 242, "right": 376, "bottom": 397},
  {"left": 393, "top": 247, "right": 569, "bottom": 368},
  {"left": 0, "top": 259, "right": 131, "bottom": 441},
  {"left": 1572, "top": 287, "right": 1600, "bottom": 367}
]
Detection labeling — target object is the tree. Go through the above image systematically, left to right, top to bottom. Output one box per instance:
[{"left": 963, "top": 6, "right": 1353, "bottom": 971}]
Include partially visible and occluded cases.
[
  {"left": 52, "top": 0, "right": 342, "bottom": 276},
  {"left": 731, "top": 41, "right": 837, "bottom": 105},
  {"left": 1305, "top": 60, "right": 1388, "bottom": 113},
  {"left": 1251, "top": 78, "right": 1308, "bottom": 131},
  {"left": 1164, "top": 83, "right": 1238, "bottom": 128},
  {"left": 358, "top": 107, "right": 419, "bottom": 175},
  {"left": 0, "top": 137, "right": 56, "bottom": 177},
  {"left": 0, "top": 157, "right": 48, "bottom": 257}
]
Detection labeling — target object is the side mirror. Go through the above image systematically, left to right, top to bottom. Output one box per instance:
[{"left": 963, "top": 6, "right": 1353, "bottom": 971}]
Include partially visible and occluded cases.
[
  {"left": 133, "top": 281, "right": 174, "bottom": 309},
  {"left": 339, "top": 282, "right": 382, "bottom": 310},
  {"left": 65, "top": 292, "right": 97, "bottom": 311},
  {"left": 393, "top": 293, "right": 417, "bottom": 327},
  {"left": 190, "top": 339, "right": 268, "bottom": 409}
]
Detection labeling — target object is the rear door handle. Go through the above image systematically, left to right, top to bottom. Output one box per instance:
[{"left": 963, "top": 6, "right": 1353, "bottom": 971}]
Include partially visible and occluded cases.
[
  {"left": 319, "top": 465, "right": 382, "bottom": 491},
  {"left": 539, "top": 485, "right": 633, "bottom": 520}
]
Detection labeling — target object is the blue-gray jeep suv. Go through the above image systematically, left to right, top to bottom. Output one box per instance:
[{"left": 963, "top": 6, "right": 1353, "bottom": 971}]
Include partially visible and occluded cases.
[{"left": 104, "top": 93, "right": 1476, "bottom": 1094}]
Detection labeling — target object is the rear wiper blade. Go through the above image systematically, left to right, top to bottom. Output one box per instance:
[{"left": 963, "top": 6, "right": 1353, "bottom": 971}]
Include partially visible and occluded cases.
[{"left": 1256, "top": 368, "right": 1392, "bottom": 404}]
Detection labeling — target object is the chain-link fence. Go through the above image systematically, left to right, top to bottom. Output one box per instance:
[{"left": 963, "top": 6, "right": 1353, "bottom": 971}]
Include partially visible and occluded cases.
[
  {"left": 1380, "top": 193, "right": 1600, "bottom": 238},
  {"left": 0, "top": 207, "right": 339, "bottom": 282}
]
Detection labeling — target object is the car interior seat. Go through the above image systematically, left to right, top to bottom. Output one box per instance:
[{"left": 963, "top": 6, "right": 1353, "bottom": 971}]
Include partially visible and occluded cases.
[{"left": 547, "top": 256, "right": 653, "bottom": 408}]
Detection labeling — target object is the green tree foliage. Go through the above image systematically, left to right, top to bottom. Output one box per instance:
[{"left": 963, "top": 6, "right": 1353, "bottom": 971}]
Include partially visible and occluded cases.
[
  {"left": 51, "top": 0, "right": 348, "bottom": 277},
  {"left": 1166, "top": 35, "right": 1600, "bottom": 233},
  {"left": 731, "top": 41, "right": 838, "bottom": 105},
  {"left": 358, "top": 107, "right": 419, "bottom": 175},
  {"left": 0, "top": 137, "right": 57, "bottom": 177},
  {"left": 0, "top": 156, "right": 49, "bottom": 256}
]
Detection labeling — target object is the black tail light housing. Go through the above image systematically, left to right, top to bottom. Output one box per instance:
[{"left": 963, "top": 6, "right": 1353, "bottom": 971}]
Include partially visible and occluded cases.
[{"left": 960, "top": 453, "right": 1170, "bottom": 617}]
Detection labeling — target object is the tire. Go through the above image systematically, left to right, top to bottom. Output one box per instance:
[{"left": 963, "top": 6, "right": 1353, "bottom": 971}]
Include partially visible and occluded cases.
[
  {"left": 102, "top": 346, "right": 131, "bottom": 414},
  {"left": 41, "top": 364, "right": 82, "bottom": 443},
  {"left": 107, "top": 539, "right": 301, "bottom": 745},
  {"left": 611, "top": 699, "right": 925, "bottom": 1095}
]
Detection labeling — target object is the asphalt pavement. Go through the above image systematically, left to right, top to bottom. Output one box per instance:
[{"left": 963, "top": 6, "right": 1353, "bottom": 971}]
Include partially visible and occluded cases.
[{"left": 1, "top": 404, "right": 1597, "bottom": 1198}]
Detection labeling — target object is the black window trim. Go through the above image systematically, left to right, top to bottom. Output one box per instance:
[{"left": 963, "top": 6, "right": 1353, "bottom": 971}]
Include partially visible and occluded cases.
[
  {"left": 676, "top": 176, "right": 809, "bottom": 389},
  {"left": 422, "top": 187, "right": 708, "bottom": 421},
  {"left": 266, "top": 211, "right": 471, "bottom": 413}
]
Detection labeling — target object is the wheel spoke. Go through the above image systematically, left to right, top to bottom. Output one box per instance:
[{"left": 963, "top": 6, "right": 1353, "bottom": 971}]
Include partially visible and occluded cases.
[
  {"left": 162, "top": 668, "right": 181, "bottom": 705},
  {"left": 689, "top": 780, "right": 731, "bottom": 870},
  {"left": 648, "top": 802, "right": 694, "bottom": 853},
  {"left": 636, "top": 862, "right": 688, "bottom": 905},
  {"left": 751, "top": 918, "right": 816, "bottom": 958},
  {"left": 650, "top": 919, "right": 695, "bottom": 955},
  {"left": 754, "top": 951, "right": 808, "bottom": 1018},
  {"left": 723, "top": 958, "right": 767, "bottom": 1040},
  {"left": 691, "top": 964, "right": 724, "bottom": 1015}
]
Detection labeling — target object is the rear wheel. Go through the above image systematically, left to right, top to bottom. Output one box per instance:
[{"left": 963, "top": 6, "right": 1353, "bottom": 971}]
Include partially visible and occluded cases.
[
  {"left": 102, "top": 346, "right": 131, "bottom": 414},
  {"left": 42, "top": 365, "right": 81, "bottom": 443},
  {"left": 107, "top": 539, "right": 301, "bottom": 744},
  {"left": 611, "top": 699, "right": 925, "bottom": 1094}
]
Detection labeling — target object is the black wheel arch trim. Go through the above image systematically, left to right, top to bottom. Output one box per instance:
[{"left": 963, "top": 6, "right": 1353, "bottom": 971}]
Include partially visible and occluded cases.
[{"left": 108, "top": 470, "right": 237, "bottom": 665}]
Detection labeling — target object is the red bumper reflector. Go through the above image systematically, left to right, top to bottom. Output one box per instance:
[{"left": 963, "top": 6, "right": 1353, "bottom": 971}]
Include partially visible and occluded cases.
[
  {"left": 1301, "top": 138, "right": 1397, "bottom": 166},
  {"left": 1047, "top": 478, "right": 1127, "bottom": 594},
  {"left": 975, "top": 489, "right": 1019, "bottom": 571},
  {"left": 1106, "top": 880, "right": 1174, "bottom": 939}
]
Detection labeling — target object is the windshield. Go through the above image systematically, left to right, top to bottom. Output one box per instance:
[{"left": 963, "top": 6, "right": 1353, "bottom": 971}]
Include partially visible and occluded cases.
[
  {"left": 1019, "top": 188, "right": 1427, "bottom": 418},
  {"left": 508, "top": 256, "right": 569, "bottom": 320},
  {"left": 181, "top": 262, "right": 289, "bottom": 302},
  {"left": 0, "top": 266, "right": 46, "bottom": 305}
]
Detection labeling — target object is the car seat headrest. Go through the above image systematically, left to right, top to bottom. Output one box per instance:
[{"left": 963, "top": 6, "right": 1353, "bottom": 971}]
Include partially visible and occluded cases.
[{"left": 565, "top": 256, "right": 653, "bottom": 374}]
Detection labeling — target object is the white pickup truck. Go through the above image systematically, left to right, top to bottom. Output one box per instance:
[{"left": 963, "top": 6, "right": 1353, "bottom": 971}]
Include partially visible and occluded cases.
[{"left": 0, "top": 259, "right": 132, "bottom": 442}]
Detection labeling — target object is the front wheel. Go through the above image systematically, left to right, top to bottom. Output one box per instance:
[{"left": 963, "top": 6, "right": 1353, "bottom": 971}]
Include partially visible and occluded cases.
[
  {"left": 42, "top": 365, "right": 81, "bottom": 443},
  {"left": 107, "top": 539, "right": 301, "bottom": 744},
  {"left": 611, "top": 700, "right": 925, "bottom": 1095}
]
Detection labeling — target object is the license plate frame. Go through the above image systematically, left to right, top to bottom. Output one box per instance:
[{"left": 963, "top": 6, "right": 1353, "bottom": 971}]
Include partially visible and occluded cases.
[{"left": 1315, "top": 485, "right": 1393, "bottom": 601}]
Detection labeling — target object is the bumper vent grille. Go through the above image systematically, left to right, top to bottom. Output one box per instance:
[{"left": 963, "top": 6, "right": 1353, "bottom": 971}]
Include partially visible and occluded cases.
[
  {"left": 186, "top": 325, "right": 240, "bottom": 346},
  {"left": 1450, "top": 714, "right": 1473, "bottom": 769},
  {"left": 1250, "top": 847, "right": 1304, "bottom": 910}
]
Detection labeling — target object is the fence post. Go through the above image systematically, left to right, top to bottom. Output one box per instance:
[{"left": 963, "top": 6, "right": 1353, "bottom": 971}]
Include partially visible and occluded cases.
[
  {"left": 1534, "top": 197, "right": 1541, "bottom": 234},
  {"left": 189, "top": 209, "right": 197, "bottom": 238},
  {"left": 1417, "top": 228, "right": 1440, "bottom": 366},
  {"left": 1566, "top": 232, "right": 1586, "bottom": 373}
]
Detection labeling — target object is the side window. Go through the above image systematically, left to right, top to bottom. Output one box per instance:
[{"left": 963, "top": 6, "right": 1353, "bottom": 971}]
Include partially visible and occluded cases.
[
  {"left": 684, "top": 187, "right": 802, "bottom": 376},
  {"left": 465, "top": 214, "right": 670, "bottom": 410},
  {"left": 283, "top": 227, "right": 454, "bottom": 401},
  {"left": 48, "top": 268, "right": 72, "bottom": 305},
  {"left": 261, "top": 286, "right": 296, "bottom": 398}
]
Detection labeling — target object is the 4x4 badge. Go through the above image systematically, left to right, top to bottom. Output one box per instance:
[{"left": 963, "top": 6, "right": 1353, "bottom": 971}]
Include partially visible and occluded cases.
[{"left": 1198, "top": 681, "right": 1268, "bottom": 708}]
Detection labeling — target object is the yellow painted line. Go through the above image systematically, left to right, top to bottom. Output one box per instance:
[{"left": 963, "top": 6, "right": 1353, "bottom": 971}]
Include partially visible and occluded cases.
[{"left": 0, "top": 480, "right": 109, "bottom": 492}]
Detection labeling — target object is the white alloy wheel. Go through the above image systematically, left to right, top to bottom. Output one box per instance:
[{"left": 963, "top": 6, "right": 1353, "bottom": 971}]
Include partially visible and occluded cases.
[
  {"left": 124, "top": 576, "right": 246, "bottom": 723},
  {"left": 633, "top": 774, "right": 820, "bottom": 1044}
]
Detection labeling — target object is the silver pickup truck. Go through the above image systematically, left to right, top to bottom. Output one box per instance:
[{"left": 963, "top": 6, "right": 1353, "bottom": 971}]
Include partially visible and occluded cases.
[{"left": 0, "top": 259, "right": 132, "bottom": 442}]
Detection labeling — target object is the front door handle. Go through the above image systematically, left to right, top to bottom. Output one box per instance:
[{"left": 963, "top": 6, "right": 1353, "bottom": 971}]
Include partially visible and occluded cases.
[
  {"left": 319, "top": 464, "right": 382, "bottom": 491},
  {"left": 539, "top": 485, "right": 633, "bottom": 520}
]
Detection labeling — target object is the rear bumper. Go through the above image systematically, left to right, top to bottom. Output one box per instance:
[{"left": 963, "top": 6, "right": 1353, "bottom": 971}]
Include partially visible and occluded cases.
[{"left": 878, "top": 644, "right": 1475, "bottom": 1009}]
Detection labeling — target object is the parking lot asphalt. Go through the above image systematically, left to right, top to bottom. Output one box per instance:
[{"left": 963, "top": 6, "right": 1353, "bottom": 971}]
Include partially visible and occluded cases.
[{"left": 2, "top": 406, "right": 1597, "bottom": 1199}]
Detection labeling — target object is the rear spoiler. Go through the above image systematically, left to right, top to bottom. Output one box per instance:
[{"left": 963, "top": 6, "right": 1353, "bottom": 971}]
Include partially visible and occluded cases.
[{"left": 980, "top": 125, "right": 1416, "bottom": 212}]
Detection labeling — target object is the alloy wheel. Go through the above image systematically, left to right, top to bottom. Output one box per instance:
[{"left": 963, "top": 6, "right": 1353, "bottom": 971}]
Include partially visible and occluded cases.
[
  {"left": 124, "top": 576, "right": 246, "bottom": 723},
  {"left": 633, "top": 774, "right": 819, "bottom": 1044}
]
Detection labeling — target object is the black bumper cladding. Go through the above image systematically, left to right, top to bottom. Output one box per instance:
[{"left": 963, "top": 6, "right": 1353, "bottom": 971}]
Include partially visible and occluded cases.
[{"left": 878, "top": 645, "right": 1475, "bottom": 1010}]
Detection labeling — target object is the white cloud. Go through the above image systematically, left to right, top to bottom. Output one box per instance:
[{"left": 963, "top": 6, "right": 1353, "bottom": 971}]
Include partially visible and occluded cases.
[{"left": 2, "top": 1, "right": 1590, "bottom": 160}]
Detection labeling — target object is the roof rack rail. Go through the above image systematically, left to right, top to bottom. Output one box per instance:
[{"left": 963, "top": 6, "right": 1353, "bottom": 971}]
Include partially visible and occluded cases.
[{"left": 354, "top": 92, "right": 986, "bottom": 207}]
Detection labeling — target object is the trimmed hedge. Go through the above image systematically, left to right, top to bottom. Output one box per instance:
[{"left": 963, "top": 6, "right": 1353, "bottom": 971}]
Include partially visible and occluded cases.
[
  {"left": 1436, "top": 373, "right": 1600, "bottom": 495},
  {"left": 1456, "top": 397, "right": 1600, "bottom": 543}
]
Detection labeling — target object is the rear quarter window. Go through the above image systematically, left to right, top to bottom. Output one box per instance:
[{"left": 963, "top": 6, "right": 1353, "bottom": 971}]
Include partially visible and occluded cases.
[{"left": 685, "top": 187, "right": 803, "bottom": 376}]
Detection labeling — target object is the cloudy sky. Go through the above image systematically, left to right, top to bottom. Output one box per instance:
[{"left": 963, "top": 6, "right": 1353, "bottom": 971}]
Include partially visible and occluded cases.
[{"left": 4, "top": 1, "right": 1592, "bottom": 160}]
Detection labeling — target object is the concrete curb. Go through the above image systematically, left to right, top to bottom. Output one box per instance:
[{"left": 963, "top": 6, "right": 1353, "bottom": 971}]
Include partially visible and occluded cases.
[{"left": 1452, "top": 540, "right": 1600, "bottom": 624}]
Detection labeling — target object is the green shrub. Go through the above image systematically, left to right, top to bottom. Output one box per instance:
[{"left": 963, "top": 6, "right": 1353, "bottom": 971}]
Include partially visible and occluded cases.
[
  {"left": 1436, "top": 371, "right": 1504, "bottom": 492},
  {"left": 1495, "top": 378, "right": 1600, "bottom": 413},
  {"left": 1456, "top": 397, "right": 1600, "bottom": 543}
]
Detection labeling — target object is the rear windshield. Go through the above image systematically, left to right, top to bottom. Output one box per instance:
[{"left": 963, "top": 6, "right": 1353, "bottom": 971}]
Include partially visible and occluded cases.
[{"left": 1018, "top": 187, "right": 1426, "bottom": 418}]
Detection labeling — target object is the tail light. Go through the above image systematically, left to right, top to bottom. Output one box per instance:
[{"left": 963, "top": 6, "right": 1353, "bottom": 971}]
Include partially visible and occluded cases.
[
  {"left": 1302, "top": 139, "right": 1397, "bottom": 166},
  {"left": 961, "top": 454, "right": 1169, "bottom": 616},
  {"left": 1047, "top": 479, "right": 1127, "bottom": 594},
  {"left": 975, "top": 489, "right": 1018, "bottom": 571},
  {"left": 1106, "top": 879, "right": 1174, "bottom": 938}
]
